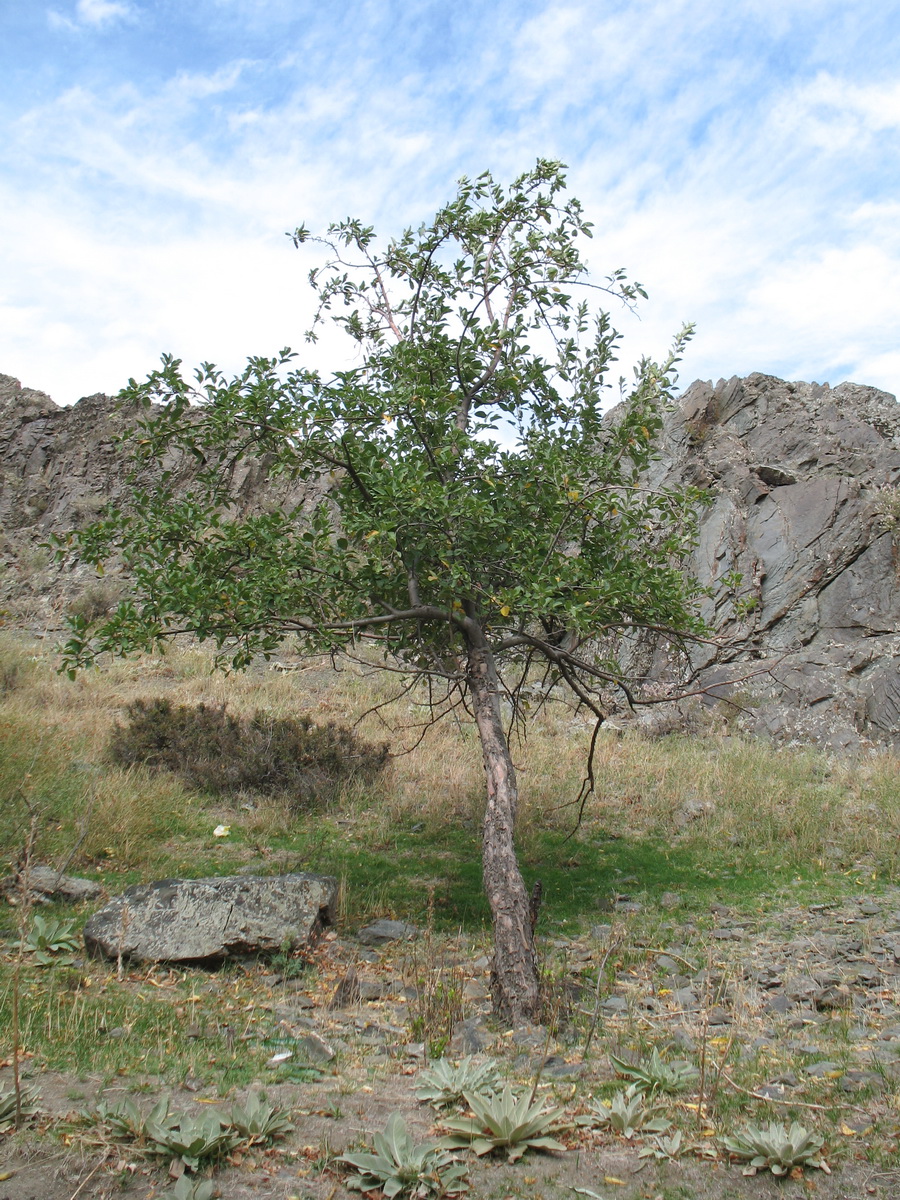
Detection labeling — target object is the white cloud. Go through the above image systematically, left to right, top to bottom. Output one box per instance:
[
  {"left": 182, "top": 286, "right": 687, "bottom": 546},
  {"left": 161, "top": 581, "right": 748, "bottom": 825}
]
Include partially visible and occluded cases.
[
  {"left": 48, "top": 0, "right": 135, "bottom": 33},
  {"left": 77, "top": 0, "right": 134, "bottom": 25},
  {"left": 10, "top": 1, "right": 900, "bottom": 404}
]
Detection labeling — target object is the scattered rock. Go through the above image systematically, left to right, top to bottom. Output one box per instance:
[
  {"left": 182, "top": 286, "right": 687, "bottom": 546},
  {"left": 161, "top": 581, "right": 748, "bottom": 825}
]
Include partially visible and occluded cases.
[
  {"left": 2, "top": 864, "right": 102, "bottom": 903},
  {"left": 83, "top": 873, "right": 337, "bottom": 964},
  {"left": 356, "top": 919, "right": 418, "bottom": 946},
  {"left": 654, "top": 954, "right": 680, "bottom": 972},
  {"left": 329, "top": 966, "right": 361, "bottom": 1008},
  {"left": 785, "top": 974, "right": 819, "bottom": 1001},
  {"left": 359, "top": 979, "right": 387, "bottom": 1002},
  {"left": 814, "top": 984, "right": 852, "bottom": 1009},
  {"left": 765, "top": 994, "right": 794, "bottom": 1014},
  {"left": 706, "top": 1005, "right": 731, "bottom": 1025},
  {"left": 449, "top": 1017, "right": 492, "bottom": 1055},
  {"left": 511, "top": 1022, "right": 551, "bottom": 1051},
  {"left": 296, "top": 1032, "right": 335, "bottom": 1064},
  {"left": 540, "top": 1055, "right": 587, "bottom": 1079},
  {"left": 804, "top": 1060, "right": 843, "bottom": 1078}
]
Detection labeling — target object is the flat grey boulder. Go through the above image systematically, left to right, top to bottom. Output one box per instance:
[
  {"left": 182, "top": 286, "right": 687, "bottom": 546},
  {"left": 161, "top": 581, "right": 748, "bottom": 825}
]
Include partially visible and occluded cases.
[
  {"left": 1, "top": 864, "right": 102, "bottom": 903},
  {"left": 83, "top": 873, "right": 337, "bottom": 964}
]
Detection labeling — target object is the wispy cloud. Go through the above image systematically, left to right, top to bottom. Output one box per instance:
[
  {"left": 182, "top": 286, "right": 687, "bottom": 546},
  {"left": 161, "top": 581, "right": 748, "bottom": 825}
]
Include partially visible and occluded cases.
[
  {"left": 6, "top": 0, "right": 900, "bottom": 403},
  {"left": 48, "top": 0, "right": 136, "bottom": 33}
]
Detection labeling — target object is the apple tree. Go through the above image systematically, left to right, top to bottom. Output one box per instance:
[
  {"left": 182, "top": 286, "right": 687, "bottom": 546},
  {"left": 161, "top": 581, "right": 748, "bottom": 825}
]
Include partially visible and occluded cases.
[{"left": 63, "top": 161, "right": 706, "bottom": 1021}]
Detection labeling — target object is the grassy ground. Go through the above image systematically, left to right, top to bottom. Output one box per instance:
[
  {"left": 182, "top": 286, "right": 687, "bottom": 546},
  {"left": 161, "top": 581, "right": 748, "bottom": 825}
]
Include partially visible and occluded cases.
[
  {"left": 2, "top": 628, "right": 898, "bottom": 935},
  {"left": 2, "top": 630, "right": 900, "bottom": 1198}
]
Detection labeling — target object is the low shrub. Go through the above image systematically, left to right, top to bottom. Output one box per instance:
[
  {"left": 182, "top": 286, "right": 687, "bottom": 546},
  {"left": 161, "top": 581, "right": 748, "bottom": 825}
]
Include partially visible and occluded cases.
[{"left": 108, "top": 698, "right": 388, "bottom": 809}]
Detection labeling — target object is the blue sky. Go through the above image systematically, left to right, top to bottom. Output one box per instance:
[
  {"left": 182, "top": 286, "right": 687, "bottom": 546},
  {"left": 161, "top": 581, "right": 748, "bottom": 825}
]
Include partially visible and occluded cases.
[{"left": 2, "top": 0, "right": 900, "bottom": 405}]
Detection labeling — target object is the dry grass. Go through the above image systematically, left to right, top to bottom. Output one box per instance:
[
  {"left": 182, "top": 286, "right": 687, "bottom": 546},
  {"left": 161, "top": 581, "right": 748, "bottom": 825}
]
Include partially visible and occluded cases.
[{"left": 2, "top": 630, "right": 900, "bottom": 896}]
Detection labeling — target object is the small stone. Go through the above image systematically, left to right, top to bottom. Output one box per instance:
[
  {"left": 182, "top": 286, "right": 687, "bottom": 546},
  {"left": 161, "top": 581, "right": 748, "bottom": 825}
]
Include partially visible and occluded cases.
[
  {"left": 2, "top": 864, "right": 103, "bottom": 903},
  {"left": 659, "top": 891, "right": 682, "bottom": 910},
  {"left": 614, "top": 900, "right": 643, "bottom": 914},
  {"left": 859, "top": 902, "right": 881, "bottom": 917},
  {"left": 357, "top": 919, "right": 418, "bottom": 946},
  {"left": 590, "top": 925, "right": 612, "bottom": 942},
  {"left": 654, "top": 954, "right": 680, "bottom": 972},
  {"left": 472, "top": 955, "right": 491, "bottom": 970},
  {"left": 329, "top": 966, "right": 361, "bottom": 1008},
  {"left": 855, "top": 966, "right": 881, "bottom": 986},
  {"left": 755, "top": 968, "right": 784, "bottom": 989},
  {"left": 785, "top": 975, "right": 818, "bottom": 1001},
  {"left": 359, "top": 980, "right": 386, "bottom": 1002},
  {"left": 814, "top": 985, "right": 852, "bottom": 1010},
  {"left": 671, "top": 987, "right": 699, "bottom": 1008},
  {"left": 765, "top": 993, "right": 793, "bottom": 1014},
  {"left": 601, "top": 996, "right": 628, "bottom": 1013},
  {"left": 706, "top": 1005, "right": 731, "bottom": 1025},
  {"left": 449, "top": 1017, "right": 491, "bottom": 1054},
  {"left": 512, "top": 1022, "right": 550, "bottom": 1050},
  {"left": 106, "top": 1026, "right": 127, "bottom": 1039},
  {"left": 671, "top": 1027, "right": 697, "bottom": 1053},
  {"left": 296, "top": 1032, "right": 335, "bottom": 1064},
  {"left": 788, "top": 1041, "right": 821, "bottom": 1055},
  {"left": 405, "top": 1042, "right": 425, "bottom": 1059},
  {"left": 541, "top": 1055, "right": 586, "bottom": 1079},
  {"left": 804, "top": 1060, "right": 842, "bottom": 1078},
  {"left": 839, "top": 1070, "right": 881, "bottom": 1093},
  {"left": 772, "top": 1071, "right": 799, "bottom": 1087},
  {"left": 756, "top": 1083, "right": 786, "bottom": 1100}
]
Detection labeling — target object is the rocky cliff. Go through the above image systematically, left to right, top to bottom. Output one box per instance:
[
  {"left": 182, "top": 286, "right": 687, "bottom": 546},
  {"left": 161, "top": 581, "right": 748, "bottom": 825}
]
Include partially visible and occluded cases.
[
  {"left": 2, "top": 369, "right": 899, "bottom": 750},
  {"left": 636, "top": 373, "right": 900, "bottom": 751}
]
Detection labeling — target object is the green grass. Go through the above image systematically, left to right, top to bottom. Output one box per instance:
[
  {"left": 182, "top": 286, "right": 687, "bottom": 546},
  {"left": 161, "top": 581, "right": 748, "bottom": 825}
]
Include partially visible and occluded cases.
[
  {"left": 2, "top": 629, "right": 899, "bottom": 942},
  {"left": 2, "top": 631, "right": 900, "bottom": 1097}
]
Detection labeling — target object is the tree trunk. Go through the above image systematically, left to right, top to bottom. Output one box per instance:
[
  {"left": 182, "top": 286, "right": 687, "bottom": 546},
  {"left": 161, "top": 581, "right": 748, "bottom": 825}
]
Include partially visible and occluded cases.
[{"left": 466, "top": 635, "right": 541, "bottom": 1023}]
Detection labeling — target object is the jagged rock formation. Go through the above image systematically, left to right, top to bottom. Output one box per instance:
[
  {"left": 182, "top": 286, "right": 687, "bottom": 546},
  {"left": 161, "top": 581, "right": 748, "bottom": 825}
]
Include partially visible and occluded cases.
[
  {"left": 2, "top": 369, "right": 899, "bottom": 749},
  {"left": 0, "top": 372, "right": 315, "bottom": 623},
  {"left": 636, "top": 373, "right": 900, "bottom": 750}
]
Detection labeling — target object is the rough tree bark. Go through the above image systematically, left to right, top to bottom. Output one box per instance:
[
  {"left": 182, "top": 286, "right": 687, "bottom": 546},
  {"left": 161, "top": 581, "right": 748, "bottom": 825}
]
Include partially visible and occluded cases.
[{"left": 466, "top": 633, "right": 541, "bottom": 1023}]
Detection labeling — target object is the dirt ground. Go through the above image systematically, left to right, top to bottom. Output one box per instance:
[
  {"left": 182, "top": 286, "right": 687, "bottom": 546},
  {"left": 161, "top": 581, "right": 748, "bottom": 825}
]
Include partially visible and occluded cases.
[
  {"left": 5, "top": 891, "right": 900, "bottom": 1199},
  {"left": 1, "top": 1067, "right": 899, "bottom": 1200}
]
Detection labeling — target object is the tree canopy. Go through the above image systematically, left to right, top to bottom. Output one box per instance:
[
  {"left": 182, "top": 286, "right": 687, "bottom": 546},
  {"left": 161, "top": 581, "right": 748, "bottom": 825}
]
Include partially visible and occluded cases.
[{"left": 62, "top": 160, "right": 708, "bottom": 1020}]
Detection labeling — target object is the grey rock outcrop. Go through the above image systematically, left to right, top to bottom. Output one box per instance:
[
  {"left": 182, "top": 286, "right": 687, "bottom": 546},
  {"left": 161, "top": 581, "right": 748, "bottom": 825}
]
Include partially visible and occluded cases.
[
  {"left": 3, "top": 367, "right": 900, "bottom": 749},
  {"left": 0, "top": 372, "right": 321, "bottom": 623},
  {"left": 629, "top": 373, "right": 900, "bottom": 749},
  {"left": 83, "top": 873, "right": 338, "bottom": 964}
]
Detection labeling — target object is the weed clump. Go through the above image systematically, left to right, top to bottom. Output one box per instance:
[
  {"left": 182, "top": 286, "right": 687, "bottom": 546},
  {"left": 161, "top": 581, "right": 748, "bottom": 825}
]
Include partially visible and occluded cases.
[{"left": 108, "top": 698, "right": 388, "bottom": 809}]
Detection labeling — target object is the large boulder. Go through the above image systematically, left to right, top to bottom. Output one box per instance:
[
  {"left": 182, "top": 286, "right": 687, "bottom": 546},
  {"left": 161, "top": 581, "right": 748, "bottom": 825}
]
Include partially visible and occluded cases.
[{"left": 83, "top": 873, "right": 337, "bottom": 964}]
